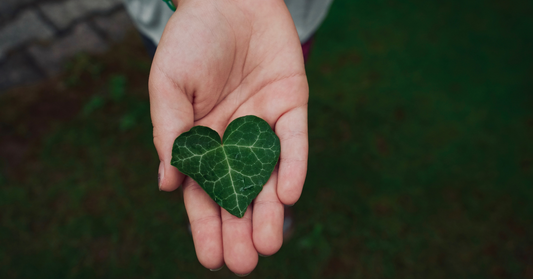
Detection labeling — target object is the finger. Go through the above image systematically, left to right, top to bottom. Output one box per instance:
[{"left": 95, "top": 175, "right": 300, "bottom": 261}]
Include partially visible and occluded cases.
[
  {"left": 149, "top": 65, "right": 194, "bottom": 191},
  {"left": 275, "top": 106, "right": 308, "bottom": 205},
  {"left": 253, "top": 168, "right": 284, "bottom": 256},
  {"left": 182, "top": 177, "right": 224, "bottom": 270},
  {"left": 222, "top": 206, "right": 258, "bottom": 275}
]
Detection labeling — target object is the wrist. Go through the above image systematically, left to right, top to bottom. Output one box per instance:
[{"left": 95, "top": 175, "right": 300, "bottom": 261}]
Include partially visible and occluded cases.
[{"left": 174, "top": 0, "right": 285, "bottom": 7}]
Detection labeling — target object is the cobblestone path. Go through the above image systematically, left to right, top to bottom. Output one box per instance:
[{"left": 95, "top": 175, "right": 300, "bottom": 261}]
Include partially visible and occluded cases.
[{"left": 0, "top": 0, "right": 137, "bottom": 91}]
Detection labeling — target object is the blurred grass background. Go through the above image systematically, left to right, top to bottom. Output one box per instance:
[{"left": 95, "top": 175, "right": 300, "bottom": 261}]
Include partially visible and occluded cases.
[{"left": 1, "top": 0, "right": 532, "bottom": 278}]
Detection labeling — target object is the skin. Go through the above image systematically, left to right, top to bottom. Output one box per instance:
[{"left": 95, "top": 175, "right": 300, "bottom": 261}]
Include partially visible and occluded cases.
[{"left": 150, "top": 0, "right": 308, "bottom": 275}]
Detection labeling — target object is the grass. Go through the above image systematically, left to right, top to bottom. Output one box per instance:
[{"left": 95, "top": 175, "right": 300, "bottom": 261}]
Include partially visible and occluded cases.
[{"left": 1, "top": 0, "right": 532, "bottom": 278}]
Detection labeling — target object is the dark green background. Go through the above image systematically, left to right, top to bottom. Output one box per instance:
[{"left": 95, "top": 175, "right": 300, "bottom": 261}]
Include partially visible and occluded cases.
[{"left": 1, "top": 0, "right": 532, "bottom": 278}]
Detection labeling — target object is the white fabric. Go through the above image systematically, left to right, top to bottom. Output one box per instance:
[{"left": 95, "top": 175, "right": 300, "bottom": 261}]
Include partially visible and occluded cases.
[
  {"left": 122, "top": 0, "right": 333, "bottom": 44},
  {"left": 123, "top": 0, "right": 174, "bottom": 45},
  {"left": 285, "top": 0, "right": 333, "bottom": 42}
]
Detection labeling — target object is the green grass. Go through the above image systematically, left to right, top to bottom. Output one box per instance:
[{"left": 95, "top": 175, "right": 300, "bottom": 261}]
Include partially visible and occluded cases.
[{"left": 1, "top": 0, "right": 532, "bottom": 278}]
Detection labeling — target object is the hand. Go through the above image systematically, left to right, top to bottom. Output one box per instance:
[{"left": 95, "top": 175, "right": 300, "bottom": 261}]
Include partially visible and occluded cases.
[{"left": 149, "top": 0, "right": 308, "bottom": 274}]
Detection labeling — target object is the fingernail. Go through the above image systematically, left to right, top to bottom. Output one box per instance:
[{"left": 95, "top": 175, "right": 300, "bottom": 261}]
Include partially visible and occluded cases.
[
  {"left": 158, "top": 161, "right": 165, "bottom": 190},
  {"left": 258, "top": 253, "right": 269, "bottom": 257},
  {"left": 209, "top": 266, "right": 223, "bottom": 271},
  {"left": 235, "top": 273, "right": 250, "bottom": 277}
]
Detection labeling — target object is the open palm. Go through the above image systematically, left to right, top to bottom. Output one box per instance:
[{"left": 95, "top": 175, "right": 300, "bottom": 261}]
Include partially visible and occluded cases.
[{"left": 149, "top": 0, "right": 308, "bottom": 274}]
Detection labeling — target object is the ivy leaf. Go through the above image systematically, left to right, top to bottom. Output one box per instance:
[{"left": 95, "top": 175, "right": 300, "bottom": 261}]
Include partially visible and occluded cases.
[{"left": 171, "top": 115, "right": 281, "bottom": 218}]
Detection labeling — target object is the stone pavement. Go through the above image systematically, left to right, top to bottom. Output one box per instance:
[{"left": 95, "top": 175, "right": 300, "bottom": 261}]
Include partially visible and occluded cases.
[{"left": 0, "top": 0, "right": 137, "bottom": 92}]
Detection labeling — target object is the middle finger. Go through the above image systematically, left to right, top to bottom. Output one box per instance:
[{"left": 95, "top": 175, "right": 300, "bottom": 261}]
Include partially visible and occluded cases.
[{"left": 222, "top": 205, "right": 258, "bottom": 275}]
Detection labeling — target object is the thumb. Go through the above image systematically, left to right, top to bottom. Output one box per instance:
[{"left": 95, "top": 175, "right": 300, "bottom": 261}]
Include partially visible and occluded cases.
[{"left": 149, "top": 66, "right": 194, "bottom": 192}]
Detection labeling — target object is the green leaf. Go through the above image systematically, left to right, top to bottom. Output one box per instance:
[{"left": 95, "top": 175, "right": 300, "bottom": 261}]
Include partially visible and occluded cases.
[{"left": 171, "top": 115, "right": 281, "bottom": 218}]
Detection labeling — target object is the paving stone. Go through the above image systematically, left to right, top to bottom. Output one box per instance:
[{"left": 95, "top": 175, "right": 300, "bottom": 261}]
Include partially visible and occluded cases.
[
  {"left": 0, "top": 0, "right": 34, "bottom": 18},
  {"left": 39, "top": 0, "right": 85, "bottom": 30},
  {"left": 40, "top": 0, "right": 123, "bottom": 30},
  {"left": 83, "top": 0, "right": 123, "bottom": 11},
  {"left": 0, "top": 9, "right": 54, "bottom": 59},
  {"left": 93, "top": 10, "right": 134, "bottom": 42},
  {"left": 28, "top": 23, "right": 108, "bottom": 76},
  {"left": 0, "top": 52, "right": 43, "bottom": 92}
]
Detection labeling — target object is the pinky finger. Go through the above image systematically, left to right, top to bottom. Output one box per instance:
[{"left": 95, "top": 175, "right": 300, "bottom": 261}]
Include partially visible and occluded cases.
[{"left": 275, "top": 105, "right": 308, "bottom": 205}]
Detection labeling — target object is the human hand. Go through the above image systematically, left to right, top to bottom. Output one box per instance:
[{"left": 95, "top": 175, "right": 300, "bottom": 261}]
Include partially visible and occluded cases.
[{"left": 149, "top": 0, "right": 308, "bottom": 275}]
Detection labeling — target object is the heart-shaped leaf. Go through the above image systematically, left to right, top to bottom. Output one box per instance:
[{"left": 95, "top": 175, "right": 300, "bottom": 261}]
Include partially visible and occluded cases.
[{"left": 171, "top": 115, "right": 281, "bottom": 218}]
